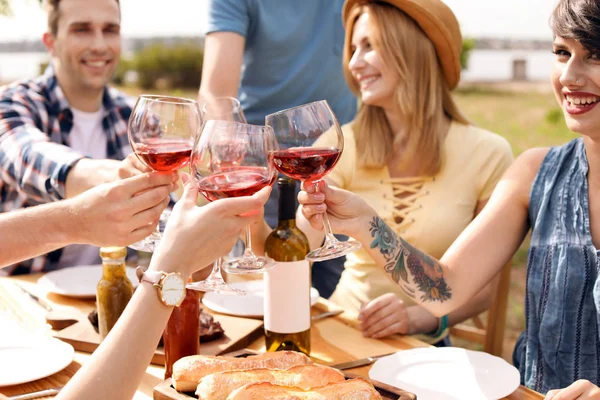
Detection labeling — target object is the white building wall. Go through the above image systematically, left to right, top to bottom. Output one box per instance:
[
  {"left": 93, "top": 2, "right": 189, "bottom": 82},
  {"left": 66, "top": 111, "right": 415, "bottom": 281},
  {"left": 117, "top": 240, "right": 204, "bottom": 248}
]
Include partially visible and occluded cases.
[{"left": 462, "top": 49, "right": 555, "bottom": 82}]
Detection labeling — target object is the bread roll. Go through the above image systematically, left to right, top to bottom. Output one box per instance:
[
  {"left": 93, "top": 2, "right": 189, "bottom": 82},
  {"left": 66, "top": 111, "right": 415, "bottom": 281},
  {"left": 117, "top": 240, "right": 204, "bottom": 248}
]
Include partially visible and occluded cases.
[
  {"left": 172, "top": 351, "right": 311, "bottom": 392},
  {"left": 195, "top": 364, "right": 345, "bottom": 399},
  {"left": 226, "top": 378, "right": 382, "bottom": 399}
]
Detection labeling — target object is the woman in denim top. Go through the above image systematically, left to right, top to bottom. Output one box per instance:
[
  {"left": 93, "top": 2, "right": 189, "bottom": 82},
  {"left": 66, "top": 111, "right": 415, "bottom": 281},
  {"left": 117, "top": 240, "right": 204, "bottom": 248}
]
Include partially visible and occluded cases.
[{"left": 297, "top": 0, "right": 600, "bottom": 397}]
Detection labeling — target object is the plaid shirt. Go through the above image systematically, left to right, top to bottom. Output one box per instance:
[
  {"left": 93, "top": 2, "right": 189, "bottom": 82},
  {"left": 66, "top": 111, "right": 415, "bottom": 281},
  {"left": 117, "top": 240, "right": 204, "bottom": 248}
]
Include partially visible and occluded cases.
[{"left": 0, "top": 66, "right": 133, "bottom": 275}]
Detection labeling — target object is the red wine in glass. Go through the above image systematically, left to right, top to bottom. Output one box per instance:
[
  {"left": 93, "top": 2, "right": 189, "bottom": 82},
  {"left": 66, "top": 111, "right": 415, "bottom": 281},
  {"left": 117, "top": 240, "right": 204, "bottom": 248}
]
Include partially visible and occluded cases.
[
  {"left": 127, "top": 94, "right": 201, "bottom": 254},
  {"left": 265, "top": 100, "right": 362, "bottom": 262},
  {"left": 189, "top": 120, "right": 278, "bottom": 290},
  {"left": 136, "top": 139, "right": 193, "bottom": 171},
  {"left": 209, "top": 140, "right": 248, "bottom": 170},
  {"left": 271, "top": 147, "right": 341, "bottom": 181},
  {"left": 197, "top": 167, "right": 272, "bottom": 201}
]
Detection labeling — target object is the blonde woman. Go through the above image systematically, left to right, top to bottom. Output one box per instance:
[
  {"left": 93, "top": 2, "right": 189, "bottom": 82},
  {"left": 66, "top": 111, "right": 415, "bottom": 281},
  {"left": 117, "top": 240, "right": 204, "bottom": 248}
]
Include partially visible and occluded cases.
[{"left": 297, "top": 0, "right": 514, "bottom": 345}]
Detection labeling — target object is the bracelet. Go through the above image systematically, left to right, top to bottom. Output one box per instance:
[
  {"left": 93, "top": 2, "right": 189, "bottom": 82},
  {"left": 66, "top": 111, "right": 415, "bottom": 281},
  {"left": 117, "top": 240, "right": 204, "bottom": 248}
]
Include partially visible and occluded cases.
[
  {"left": 412, "top": 314, "right": 449, "bottom": 345},
  {"left": 432, "top": 314, "right": 449, "bottom": 338}
]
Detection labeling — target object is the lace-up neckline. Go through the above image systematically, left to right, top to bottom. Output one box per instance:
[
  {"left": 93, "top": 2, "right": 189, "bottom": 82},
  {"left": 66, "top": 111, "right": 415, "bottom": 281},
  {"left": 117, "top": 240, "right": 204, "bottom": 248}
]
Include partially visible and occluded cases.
[{"left": 383, "top": 176, "right": 433, "bottom": 230}]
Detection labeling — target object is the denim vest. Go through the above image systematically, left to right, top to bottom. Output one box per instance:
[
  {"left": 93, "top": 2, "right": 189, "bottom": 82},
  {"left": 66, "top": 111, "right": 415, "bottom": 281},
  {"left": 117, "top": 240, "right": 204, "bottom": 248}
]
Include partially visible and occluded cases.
[{"left": 516, "top": 138, "right": 600, "bottom": 392}]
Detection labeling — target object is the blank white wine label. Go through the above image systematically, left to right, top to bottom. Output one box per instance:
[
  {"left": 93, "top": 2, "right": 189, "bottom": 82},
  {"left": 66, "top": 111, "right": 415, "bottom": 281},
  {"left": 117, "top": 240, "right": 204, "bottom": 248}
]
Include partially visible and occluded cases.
[{"left": 264, "top": 260, "right": 311, "bottom": 333}]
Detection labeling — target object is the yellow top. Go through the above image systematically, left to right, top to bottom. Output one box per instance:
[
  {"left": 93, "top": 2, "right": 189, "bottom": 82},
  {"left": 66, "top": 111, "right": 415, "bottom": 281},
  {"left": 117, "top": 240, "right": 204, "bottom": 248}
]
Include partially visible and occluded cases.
[
  {"left": 315, "top": 121, "right": 514, "bottom": 323},
  {"left": 99, "top": 247, "right": 128, "bottom": 260}
]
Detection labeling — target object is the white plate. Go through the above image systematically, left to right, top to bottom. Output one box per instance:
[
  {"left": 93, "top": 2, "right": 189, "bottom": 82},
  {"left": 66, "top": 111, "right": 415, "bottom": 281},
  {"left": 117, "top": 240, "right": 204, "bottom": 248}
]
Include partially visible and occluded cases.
[
  {"left": 37, "top": 265, "right": 139, "bottom": 299},
  {"left": 202, "top": 280, "right": 319, "bottom": 317},
  {"left": 0, "top": 337, "right": 75, "bottom": 387},
  {"left": 369, "top": 347, "right": 520, "bottom": 400}
]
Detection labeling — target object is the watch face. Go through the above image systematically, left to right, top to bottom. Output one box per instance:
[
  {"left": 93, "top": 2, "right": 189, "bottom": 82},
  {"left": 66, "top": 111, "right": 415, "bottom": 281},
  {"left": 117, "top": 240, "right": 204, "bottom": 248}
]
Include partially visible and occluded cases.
[{"left": 161, "top": 273, "right": 186, "bottom": 306}]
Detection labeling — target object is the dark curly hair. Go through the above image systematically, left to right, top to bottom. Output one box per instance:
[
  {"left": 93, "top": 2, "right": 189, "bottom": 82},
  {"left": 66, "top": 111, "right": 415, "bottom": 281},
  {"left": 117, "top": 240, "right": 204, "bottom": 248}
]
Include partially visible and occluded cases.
[{"left": 552, "top": 0, "right": 600, "bottom": 52}]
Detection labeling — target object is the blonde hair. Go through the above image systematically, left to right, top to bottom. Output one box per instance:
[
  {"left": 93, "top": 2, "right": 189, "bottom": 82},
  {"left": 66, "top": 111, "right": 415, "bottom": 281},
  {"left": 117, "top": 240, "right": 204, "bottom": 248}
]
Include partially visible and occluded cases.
[{"left": 343, "top": 2, "right": 469, "bottom": 174}]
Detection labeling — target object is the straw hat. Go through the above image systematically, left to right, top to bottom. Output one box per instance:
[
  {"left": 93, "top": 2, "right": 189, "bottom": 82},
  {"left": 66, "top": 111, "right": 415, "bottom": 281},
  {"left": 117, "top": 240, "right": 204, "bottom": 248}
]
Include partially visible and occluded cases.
[{"left": 342, "top": 0, "right": 462, "bottom": 89}]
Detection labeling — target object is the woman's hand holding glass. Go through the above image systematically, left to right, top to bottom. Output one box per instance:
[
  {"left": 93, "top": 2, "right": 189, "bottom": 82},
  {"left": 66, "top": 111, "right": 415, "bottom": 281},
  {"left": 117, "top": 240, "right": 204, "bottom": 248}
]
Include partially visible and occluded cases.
[
  {"left": 266, "top": 100, "right": 361, "bottom": 261},
  {"left": 187, "top": 120, "right": 278, "bottom": 294},
  {"left": 151, "top": 173, "right": 271, "bottom": 280},
  {"left": 298, "top": 180, "right": 376, "bottom": 240}
]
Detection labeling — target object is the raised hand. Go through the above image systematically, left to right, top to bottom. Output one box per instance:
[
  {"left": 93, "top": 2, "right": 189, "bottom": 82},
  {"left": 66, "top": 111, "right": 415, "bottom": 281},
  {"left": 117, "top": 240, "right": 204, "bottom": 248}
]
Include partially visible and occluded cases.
[
  {"left": 117, "top": 153, "right": 154, "bottom": 179},
  {"left": 72, "top": 172, "right": 177, "bottom": 246},
  {"left": 151, "top": 173, "right": 271, "bottom": 279},
  {"left": 298, "top": 180, "right": 375, "bottom": 238}
]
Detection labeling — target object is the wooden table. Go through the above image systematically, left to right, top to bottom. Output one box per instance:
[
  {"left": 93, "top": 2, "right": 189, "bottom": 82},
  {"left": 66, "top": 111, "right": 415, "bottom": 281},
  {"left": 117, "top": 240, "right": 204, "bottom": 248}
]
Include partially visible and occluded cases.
[{"left": 0, "top": 275, "right": 543, "bottom": 399}]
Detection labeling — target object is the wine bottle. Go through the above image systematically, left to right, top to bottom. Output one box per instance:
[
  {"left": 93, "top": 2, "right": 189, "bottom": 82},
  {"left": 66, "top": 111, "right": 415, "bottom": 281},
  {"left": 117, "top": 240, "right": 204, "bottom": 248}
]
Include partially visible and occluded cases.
[{"left": 264, "top": 177, "right": 311, "bottom": 355}]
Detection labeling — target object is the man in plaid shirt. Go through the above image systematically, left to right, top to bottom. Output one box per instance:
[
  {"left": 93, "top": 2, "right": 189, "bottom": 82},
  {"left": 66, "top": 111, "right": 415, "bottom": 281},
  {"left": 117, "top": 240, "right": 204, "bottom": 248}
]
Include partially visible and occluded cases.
[{"left": 0, "top": 0, "right": 156, "bottom": 275}]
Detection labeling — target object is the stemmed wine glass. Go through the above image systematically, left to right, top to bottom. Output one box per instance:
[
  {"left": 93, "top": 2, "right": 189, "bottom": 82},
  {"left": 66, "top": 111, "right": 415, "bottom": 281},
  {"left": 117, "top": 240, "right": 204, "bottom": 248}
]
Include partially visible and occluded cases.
[
  {"left": 128, "top": 95, "right": 200, "bottom": 253},
  {"left": 201, "top": 96, "right": 246, "bottom": 123},
  {"left": 201, "top": 96, "right": 277, "bottom": 272},
  {"left": 201, "top": 97, "right": 245, "bottom": 254},
  {"left": 266, "top": 100, "right": 361, "bottom": 261},
  {"left": 187, "top": 120, "right": 278, "bottom": 294}
]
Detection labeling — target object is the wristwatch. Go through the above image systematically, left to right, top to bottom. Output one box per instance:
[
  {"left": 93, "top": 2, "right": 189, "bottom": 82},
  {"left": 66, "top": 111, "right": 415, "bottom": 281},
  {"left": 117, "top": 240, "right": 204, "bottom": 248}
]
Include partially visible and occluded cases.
[{"left": 136, "top": 267, "right": 186, "bottom": 307}]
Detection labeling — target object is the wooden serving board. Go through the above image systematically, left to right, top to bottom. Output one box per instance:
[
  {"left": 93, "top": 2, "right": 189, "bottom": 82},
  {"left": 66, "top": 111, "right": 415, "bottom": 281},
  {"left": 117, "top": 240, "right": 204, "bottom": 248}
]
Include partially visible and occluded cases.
[
  {"left": 49, "top": 309, "right": 264, "bottom": 365},
  {"left": 152, "top": 349, "right": 417, "bottom": 400}
]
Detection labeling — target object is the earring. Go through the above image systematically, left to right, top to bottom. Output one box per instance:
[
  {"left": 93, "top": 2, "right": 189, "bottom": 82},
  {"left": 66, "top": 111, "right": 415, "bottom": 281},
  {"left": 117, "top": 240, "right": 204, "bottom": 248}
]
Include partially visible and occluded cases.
[{"left": 576, "top": 78, "right": 581, "bottom": 84}]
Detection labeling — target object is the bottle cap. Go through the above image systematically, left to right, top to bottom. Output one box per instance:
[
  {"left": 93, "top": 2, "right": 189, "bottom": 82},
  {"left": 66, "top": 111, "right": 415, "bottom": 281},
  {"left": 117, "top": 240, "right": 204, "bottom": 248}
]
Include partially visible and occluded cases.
[
  {"left": 277, "top": 177, "right": 295, "bottom": 187},
  {"left": 99, "top": 247, "right": 128, "bottom": 260}
]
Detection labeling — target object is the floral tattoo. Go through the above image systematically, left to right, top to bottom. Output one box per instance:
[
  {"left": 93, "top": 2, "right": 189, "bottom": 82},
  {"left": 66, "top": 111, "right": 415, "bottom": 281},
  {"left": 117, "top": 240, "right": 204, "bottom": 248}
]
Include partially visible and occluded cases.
[{"left": 369, "top": 217, "right": 452, "bottom": 303}]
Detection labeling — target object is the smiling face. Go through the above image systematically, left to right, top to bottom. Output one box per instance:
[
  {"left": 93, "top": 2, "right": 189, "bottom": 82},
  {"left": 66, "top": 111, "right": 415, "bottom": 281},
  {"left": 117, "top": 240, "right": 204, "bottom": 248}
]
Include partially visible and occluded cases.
[
  {"left": 43, "top": 0, "right": 121, "bottom": 95},
  {"left": 348, "top": 12, "right": 399, "bottom": 109},
  {"left": 551, "top": 37, "right": 600, "bottom": 137}
]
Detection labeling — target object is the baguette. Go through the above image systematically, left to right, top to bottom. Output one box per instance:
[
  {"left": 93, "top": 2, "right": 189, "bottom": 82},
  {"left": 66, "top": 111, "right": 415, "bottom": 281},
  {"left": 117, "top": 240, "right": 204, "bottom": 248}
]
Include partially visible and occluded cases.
[
  {"left": 172, "top": 351, "right": 311, "bottom": 392},
  {"left": 195, "top": 364, "right": 345, "bottom": 400},
  {"left": 226, "top": 378, "right": 382, "bottom": 399}
]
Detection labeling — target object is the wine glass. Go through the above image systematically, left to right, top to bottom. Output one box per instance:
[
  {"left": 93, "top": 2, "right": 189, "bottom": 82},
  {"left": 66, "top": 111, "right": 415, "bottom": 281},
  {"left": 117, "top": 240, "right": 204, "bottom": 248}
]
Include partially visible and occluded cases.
[
  {"left": 127, "top": 95, "right": 200, "bottom": 253},
  {"left": 201, "top": 96, "right": 246, "bottom": 123},
  {"left": 201, "top": 97, "right": 249, "bottom": 259},
  {"left": 265, "top": 100, "right": 362, "bottom": 262},
  {"left": 187, "top": 120, "right": 278, "bottom": 294}
]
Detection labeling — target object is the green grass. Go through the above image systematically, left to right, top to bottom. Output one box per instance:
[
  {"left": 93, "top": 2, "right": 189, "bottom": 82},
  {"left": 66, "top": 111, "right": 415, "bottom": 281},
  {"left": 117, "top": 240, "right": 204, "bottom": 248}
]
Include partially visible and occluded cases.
[
  {"left": 453, "top": 83, "right": 576, "bottom": 359},
  {"left": 454, "top": 85, "right": 575, "bottom": 273},
  {"left": 455, "top": 85, "right": 577, "bottom": 155}
]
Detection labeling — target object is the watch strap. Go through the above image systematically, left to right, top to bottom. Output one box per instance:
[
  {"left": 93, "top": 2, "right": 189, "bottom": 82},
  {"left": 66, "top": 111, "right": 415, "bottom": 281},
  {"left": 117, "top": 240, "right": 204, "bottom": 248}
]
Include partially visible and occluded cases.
[
  {"left": 135, "top": 266, "right": 163, "bottom": 285},
  {"left": 135, "top": 267, "right": 186, "bottom": 307}
]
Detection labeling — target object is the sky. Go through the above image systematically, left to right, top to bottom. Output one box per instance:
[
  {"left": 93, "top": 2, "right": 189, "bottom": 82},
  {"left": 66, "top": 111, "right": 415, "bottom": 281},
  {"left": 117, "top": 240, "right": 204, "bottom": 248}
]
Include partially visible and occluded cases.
[
  {"left": 0, "top": 0, "right": 558, "bottom": 43},
  {"left": 0, "top": 0, "right": 210, "bottom": 41}
]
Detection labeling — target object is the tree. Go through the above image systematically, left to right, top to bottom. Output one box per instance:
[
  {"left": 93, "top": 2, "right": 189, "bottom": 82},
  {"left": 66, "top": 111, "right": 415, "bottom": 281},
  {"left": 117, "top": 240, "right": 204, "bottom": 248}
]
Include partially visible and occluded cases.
[
  {"left": 0, "top": 0, "right": 11, "bottom": 15},
  {"left": 0, "top": 0, "right": 43, "bottom": 16},
  {"left": 461, "top": 38, "right": 476, "bottom": 70},
  {"left": 133, "top": 43, "right": 204, "bottom": 89}
]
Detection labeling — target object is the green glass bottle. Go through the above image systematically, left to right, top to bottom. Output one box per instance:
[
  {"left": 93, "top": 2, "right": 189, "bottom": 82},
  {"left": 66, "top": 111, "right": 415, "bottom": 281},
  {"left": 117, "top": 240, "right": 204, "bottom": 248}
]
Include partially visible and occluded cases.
[{"left": 264, "top": 178, "right": 311, "bottom": 355}]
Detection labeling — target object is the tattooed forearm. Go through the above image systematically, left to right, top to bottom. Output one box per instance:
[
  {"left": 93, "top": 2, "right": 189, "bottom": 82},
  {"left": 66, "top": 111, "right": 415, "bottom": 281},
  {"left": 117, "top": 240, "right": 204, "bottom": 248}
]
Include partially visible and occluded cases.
[
  {"left": 369, "top": 216, "right": 452, "bottom": 302},
  {"left": 401, "top": 284, "right": 416, "bottom": 299}
]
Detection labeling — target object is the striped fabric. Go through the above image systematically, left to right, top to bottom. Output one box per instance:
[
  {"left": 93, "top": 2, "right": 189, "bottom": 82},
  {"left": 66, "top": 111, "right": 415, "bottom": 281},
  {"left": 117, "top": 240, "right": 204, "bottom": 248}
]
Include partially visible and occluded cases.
[
  {"left": 0, "top": 65, "right": 133, "bottom": 275},
  {"left": 516, "top": 138, "right": 600, "bottom": 392}
]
